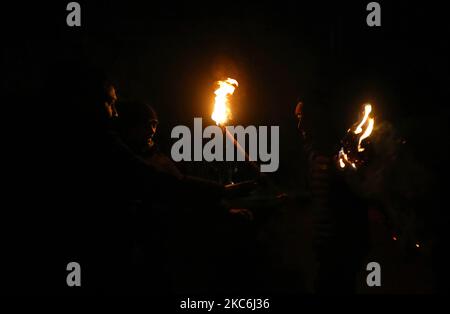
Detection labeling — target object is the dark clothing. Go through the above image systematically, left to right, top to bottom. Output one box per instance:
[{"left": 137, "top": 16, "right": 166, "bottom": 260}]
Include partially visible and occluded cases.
[{"left": 81, "top": 123, "right": 226, "bottom": 294}]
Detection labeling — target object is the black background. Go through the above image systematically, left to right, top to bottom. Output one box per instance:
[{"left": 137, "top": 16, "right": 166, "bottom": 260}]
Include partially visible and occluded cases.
[{"left": 3, "top": 0, "right": 450, "bottom": 296}]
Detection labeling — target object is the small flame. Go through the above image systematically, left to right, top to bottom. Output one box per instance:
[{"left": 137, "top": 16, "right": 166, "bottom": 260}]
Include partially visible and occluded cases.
[
  {"left": 211, "top": 78, "right": 238, "bottom": 125},
  {"left": 338, "top": 104, "right": 375, "bottom": 170},
  {"left": 355, "top": 104, "right": 375, "bottom": 152},
  {"left": 355, "top": 104, "right": 372, "bottom": 135},
  {"left": 357, "top": 117, "right": 374, "bottom": 152},
  {"left": 338, "top": 148, "right": 356, "bottom": 169},
  {"left": 339, "top": 157, "right": 346, "bottom": 169}
]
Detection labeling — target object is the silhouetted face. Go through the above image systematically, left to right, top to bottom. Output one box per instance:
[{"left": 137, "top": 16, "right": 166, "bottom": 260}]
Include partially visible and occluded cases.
[
  {"left": 104, "top": 85, "right": 118, "bottom": 118},
  {"left": 106, "top": 85, "right": 117, "bottom": 106},
  {"left": 118, "top": 102, "right": 159, "bottom": 151},
  {"left": 124, "top": 115, "right": 159, "bottom": 151},
  {"left": 147, "top": 119, "right": 158, "bottom": 148}
]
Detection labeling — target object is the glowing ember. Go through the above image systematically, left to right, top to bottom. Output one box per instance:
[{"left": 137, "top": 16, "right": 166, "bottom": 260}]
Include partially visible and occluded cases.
[{"left": 211, "top": 78, "right": 239, "bottom": 125}]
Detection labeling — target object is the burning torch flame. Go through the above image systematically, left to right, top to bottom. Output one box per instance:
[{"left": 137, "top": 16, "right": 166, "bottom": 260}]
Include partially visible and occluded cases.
[
  {"left": 211, "top": 78, "right": 239, "bottom": 125},
  {"left": 338, "top": 104, "right": 375, "bottom": 169},
  {"left": 355, "top": 104, "right": 375, "bottom": 152},
  {"left": 355, "top": 104, "right": 372, "bottom": 134}
]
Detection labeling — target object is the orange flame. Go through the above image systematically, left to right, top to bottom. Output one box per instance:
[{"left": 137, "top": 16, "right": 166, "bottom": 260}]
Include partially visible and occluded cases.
[
  {"left": 211, "top": 78, "right": 238, "bottom": 125},
  {"left": 338, "top": 104, "right": 375, "bottom": 169},
  {"left": 354, "top": 104, "right": 372, "bottom": 134},
  {"left": 355, "top": 104, "right": 375, "bottom": 152},
  {"left": 338, "top": 148, "right": 356, "bottom": 169}
]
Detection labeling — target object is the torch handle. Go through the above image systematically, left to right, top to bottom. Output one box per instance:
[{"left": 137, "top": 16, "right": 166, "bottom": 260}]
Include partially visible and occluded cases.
[
  {"left": 221, "top": 125, "right": 284, "bottom": 200},
  {"left": 223, "top": 127, "right": 261, "bottom": 174}
]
